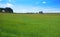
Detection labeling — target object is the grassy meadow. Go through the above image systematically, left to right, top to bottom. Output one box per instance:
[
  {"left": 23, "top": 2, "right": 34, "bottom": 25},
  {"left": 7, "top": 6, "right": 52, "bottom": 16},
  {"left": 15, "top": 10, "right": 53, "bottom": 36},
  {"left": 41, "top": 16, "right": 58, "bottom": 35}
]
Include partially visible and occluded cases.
[{"left": 0, "top": 13, "right": 60, "bottom": 37}]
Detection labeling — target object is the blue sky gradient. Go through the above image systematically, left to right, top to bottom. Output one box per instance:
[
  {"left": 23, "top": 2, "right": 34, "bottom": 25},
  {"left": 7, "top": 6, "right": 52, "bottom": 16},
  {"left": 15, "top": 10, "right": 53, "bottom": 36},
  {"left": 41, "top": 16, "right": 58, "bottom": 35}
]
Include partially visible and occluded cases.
[{"left": 0, "top": 0, "right": 60, "bottom": 13}]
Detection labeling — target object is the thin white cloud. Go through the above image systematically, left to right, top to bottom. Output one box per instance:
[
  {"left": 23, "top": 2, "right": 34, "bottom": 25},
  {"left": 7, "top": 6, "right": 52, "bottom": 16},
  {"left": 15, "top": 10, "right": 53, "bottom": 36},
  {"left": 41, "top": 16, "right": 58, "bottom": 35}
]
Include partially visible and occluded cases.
[
  {"left": 8, "top": 0, "right": 16, "bottom": 2},
  {"left": 9, "top": 0, "right": 11, "bottom": 2},
  {"left": 42, "top": 1, "right": 46, "bottom": 4},
  {"left": 0, "top": 3, "right": 14, "bottom": 7},
  {"left": 0, "top": 3, "right": 5, "bottom": 7},
  {"left": 6, "top": 3, "right": 14, "bottom": 7},
  {"left": 13, "top": 6, "right": 60, "bottom": 13},
  {"left": 13, "top": 6, "right": 43, "bottom": 13}
]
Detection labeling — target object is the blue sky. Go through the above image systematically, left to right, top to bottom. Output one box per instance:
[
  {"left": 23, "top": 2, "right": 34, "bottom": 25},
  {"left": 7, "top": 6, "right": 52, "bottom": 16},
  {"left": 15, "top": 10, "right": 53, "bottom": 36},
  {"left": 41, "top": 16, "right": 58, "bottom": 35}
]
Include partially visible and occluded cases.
[{"left": 0, "top": 0, "right": 60, "bottom": 13}]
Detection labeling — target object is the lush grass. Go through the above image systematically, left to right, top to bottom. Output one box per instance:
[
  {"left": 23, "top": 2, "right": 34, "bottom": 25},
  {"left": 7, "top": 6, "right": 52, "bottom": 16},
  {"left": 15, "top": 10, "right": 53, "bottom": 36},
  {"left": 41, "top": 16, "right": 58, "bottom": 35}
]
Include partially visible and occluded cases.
[{"left": 0, "top": 13, "right": 60, "bottom": 37}]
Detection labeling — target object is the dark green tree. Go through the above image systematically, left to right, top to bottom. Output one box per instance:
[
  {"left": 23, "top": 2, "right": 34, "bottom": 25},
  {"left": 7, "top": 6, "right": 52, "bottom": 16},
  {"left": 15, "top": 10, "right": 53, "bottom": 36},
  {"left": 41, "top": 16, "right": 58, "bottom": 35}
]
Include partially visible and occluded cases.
[
  {"left": 0, "top": 7, "right": 13, "bottom": 13},
  {"left": 5, "top": 7, "right": 13, "bottom": 13},
  {"left": 0, "top": 8, "right": 5, "bottom": 12},
  {"left": 39, "top": 11, "right": 43, "bottom": 14}
]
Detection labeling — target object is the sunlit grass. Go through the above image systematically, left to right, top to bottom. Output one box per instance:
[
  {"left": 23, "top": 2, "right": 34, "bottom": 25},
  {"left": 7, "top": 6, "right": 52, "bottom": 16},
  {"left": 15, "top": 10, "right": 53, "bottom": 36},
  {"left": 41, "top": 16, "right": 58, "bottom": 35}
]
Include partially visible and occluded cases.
[{"left": 0, "top": 13, "right": 60, "bottom": 37}]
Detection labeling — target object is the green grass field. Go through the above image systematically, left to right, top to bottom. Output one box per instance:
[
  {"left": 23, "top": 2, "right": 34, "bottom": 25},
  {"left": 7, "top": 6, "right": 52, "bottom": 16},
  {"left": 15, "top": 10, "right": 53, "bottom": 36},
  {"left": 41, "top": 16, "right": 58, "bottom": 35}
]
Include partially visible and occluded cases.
[{"left": 0, "top": 13, "right": 60, "bottom": 37}]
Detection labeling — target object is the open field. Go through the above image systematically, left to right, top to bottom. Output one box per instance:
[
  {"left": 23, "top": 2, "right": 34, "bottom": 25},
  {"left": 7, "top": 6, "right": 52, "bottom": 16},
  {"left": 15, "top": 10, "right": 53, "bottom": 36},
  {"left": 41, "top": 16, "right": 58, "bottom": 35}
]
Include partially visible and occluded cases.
[{"left": 0, "top": 13, "right": 60, "bottom": 37}]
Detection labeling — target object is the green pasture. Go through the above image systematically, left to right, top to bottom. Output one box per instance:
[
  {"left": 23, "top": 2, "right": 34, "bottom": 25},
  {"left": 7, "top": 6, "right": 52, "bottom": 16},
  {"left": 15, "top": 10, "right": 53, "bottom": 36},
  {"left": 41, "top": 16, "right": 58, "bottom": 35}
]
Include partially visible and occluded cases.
[{"left": 0, "top": 13, "right": 60, "bottom": 37}]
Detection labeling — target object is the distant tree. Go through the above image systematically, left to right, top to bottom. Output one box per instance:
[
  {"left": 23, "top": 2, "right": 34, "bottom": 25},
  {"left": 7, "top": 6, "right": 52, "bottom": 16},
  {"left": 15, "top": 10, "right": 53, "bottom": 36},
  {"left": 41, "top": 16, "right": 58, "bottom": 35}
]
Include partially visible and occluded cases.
[
  {"left": 0, "top": 7, "right": 13, "bottom": 13},
  {"left": 5, "top": 7, "right": 13, "bottom": 13},
  {"left": 0, "top": 8, "right": 5, "bottom": 12},
  {"left": 0, "top": 8, "right": 2, "bottom": 12},
  {"left": 39, "top": 11, "right": 43, "bottom": 14}
]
